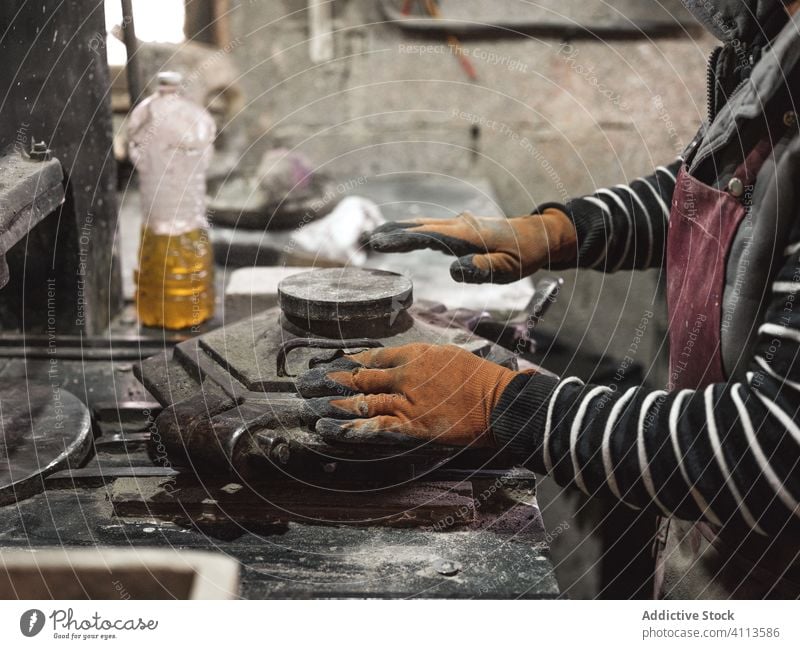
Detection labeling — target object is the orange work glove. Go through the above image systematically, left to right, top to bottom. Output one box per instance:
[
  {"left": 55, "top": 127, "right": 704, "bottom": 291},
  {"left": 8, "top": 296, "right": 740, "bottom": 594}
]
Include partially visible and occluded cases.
[
  {"left": 365, "top": 208, "right": 577, "bottom": 284},
  {"left": 296, "top": 343, "right": 521, "bottom": 447}
]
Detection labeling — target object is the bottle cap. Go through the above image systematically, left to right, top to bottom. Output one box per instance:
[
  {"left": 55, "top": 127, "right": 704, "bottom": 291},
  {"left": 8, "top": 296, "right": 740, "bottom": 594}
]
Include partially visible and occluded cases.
[{"left": 156, "top": 71, "right": 183, "bottom": 87}]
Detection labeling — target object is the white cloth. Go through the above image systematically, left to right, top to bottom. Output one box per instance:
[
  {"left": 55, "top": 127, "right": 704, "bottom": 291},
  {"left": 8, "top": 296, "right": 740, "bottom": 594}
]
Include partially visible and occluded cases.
[{"left": 291, "top": 196, "right": 385, "bottom": 266}]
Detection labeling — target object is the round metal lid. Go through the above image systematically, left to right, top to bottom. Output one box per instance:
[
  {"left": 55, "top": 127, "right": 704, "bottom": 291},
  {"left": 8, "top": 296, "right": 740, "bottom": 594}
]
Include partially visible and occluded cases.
[
  {"left": 278, "top": 268, "right": 413, "bottom": 322},
  {"left": 0, "top": 380, "right": 92, "bottom": 506}
]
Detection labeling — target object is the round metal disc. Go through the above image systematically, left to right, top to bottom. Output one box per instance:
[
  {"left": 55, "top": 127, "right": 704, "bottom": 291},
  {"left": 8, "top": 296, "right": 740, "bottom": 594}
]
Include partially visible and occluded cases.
[
  {"left": 278, "top": 268, "right": 413, "bottom": 322},
  {"left": 0, "top": 380, "right": 92, "bottom": 506}
]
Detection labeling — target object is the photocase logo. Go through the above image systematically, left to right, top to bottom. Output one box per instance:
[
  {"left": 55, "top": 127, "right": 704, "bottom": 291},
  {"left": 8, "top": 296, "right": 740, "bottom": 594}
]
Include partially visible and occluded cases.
[{"left": 20, "top": 609, "right": 45, "bottom": 637}]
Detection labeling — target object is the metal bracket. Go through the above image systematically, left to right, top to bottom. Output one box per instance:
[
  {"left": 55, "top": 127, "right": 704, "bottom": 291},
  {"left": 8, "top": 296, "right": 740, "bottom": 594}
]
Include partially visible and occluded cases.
[{"left": 0, "top": 150, "right": 63, "bottom": 288}]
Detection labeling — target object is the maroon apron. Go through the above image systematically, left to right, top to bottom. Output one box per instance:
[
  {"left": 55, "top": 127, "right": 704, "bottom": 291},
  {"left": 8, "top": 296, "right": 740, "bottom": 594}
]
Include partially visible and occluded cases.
[
  {"left": 656, "top": 125, "right": 800, "bottom": 598},
  {"left": 665, "top": 140, "right": 771, "bottom": 392}
]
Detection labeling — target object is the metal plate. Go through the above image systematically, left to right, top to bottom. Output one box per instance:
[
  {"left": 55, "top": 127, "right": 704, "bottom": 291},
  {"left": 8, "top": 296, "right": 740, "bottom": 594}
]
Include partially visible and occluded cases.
[
  {"left": 278, "top": 268, "right": 413, "bottom": 323},
  {"left": 0, "top": 380, "right": 92, "bottom": 506}
]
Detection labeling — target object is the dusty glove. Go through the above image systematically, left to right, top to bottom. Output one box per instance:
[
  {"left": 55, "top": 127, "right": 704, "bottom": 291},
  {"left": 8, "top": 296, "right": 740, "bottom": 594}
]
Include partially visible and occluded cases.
[
  {"left": 365, "top": 208, "right": 577, "bottom": 284},
  {"left": 296, "top": 343, "right": 521, "bottom": 447}
]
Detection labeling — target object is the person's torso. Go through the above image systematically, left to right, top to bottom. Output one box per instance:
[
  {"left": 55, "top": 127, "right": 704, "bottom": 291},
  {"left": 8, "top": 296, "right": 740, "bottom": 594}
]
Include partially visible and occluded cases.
[{"left": 659, "top": 14, "right": 800, "bottom": 598}]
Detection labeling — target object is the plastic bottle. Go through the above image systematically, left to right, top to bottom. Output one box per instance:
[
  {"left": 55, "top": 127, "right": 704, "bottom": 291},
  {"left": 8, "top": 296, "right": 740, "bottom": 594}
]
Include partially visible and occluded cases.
[{"left": 128, "top": 71, "right": 216, "bottom": 329}]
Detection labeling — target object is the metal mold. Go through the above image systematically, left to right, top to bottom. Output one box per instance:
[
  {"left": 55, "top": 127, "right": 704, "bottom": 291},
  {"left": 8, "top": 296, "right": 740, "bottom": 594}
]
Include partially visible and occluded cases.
[{"left": 136, "top": 267, "right": 517, "bottom": 479}]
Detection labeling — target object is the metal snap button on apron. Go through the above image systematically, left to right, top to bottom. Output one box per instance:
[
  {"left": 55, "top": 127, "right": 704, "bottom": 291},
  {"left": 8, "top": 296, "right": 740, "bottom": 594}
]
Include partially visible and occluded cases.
[
  {"left": 784, "top": 111, "right": 797, "bottom": 128},
  {"left": 727, "top": 177, "right": 744, "bottom": 197}
]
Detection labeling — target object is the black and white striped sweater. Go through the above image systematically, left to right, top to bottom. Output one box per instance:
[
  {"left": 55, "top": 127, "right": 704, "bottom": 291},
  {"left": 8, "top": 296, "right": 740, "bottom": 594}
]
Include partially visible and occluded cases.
[{"left": 492, "top": 159, "right": 800, "bottom": 536}]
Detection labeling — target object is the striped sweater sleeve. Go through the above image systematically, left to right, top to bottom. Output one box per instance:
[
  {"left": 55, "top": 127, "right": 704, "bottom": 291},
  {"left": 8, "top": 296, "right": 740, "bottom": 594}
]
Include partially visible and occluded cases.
[
  {"left": 540, "top": 160, "right": 681, "bottom": 271},
  {"left": 491, "top": 229, "right": 800, "bottom": 535}
]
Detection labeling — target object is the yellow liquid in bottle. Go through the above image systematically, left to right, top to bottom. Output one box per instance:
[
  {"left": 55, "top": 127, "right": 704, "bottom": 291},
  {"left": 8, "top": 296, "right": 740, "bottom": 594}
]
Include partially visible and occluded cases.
[{"left": 135, "top": 226, "right": 215, "bottom": 329}]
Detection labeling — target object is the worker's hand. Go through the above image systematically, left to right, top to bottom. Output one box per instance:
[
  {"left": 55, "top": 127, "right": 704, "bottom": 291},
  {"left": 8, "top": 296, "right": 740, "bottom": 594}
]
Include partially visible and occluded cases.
[
  {"left": 364, "top": 208, "right": 577, "bottom": 284},
  {"left": 296, "top": 343, "right": 521, "bottom": 447}
]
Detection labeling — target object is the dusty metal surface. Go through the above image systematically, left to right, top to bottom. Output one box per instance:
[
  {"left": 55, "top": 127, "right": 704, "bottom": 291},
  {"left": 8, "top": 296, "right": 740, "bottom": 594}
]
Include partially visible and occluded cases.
[
  {"left": 190, "top": 302, "right": 481, "bottom": 393},
  {"left": 0, "top": 311, "right": 559, "bottom": 598},
  {"left": 0, "top": 363, "right": 559, "bottom": 598},
  {"left": 0, "top": 379, "right": 92, "bottom": 506},
  {"left": 0, "top": 547, "right": 239, "bottom": 600}
]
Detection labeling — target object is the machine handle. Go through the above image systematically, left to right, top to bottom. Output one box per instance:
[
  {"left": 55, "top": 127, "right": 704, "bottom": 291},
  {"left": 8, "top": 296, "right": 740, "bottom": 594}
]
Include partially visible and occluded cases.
[{"left": 276, "top": 338, "right": 384, "bottom": 377}]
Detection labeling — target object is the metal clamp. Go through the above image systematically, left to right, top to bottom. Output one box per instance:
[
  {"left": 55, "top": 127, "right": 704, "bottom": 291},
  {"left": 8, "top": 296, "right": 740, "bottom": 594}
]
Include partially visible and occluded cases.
[
  {"left": 466, "top": 276, "right": 562, "bottom": 355},
  {"left": 276, "top": 338, "right": 384, "bottom": 377}
]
